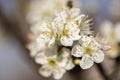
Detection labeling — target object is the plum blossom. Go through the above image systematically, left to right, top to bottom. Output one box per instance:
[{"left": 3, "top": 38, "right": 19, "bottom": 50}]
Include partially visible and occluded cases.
[
  {"left": 26, "top": 0, "right": 108, "bottom": 79},
  {"left": 26, "top": 0, "right": 80, "bottom": 24},
  {"left": 54, "top": 8, "right": 84, "bottom": 46},
  {"left": 36, "top": 21, "right": 56, "bottom": 47},
  {"left": 100, "top": 21, "right": 120, "bottom": 58},
  {"left": 72, "top": 35, "right": 104, "bottom": 69},
  {"left": 35, "top": 47, "right": 74, "bottom": 79}
]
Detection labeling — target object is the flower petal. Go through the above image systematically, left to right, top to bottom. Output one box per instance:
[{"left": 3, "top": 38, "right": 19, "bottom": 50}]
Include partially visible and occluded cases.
[
  {"left": 70, "top": 8, "right": 80, "bottom": 18},
  {"left": 75, "top": 14, "right": 85, "bottom": 24},
  {"left": 100, "top": 21, "right": 113, "bottom": 37},
  {"left": 115, "top": 23, "right": 120, "bottom": 42},
  {"left": 69, "top": 27, "right": 81, "bottom": 40},
  {"left": 60, "top": 36, "right": 73, "bottom": 46},
  {"left": 80, "top": 36, "right": 92, "bottom": 47},
  {"left": 48, "top": 37, "right": 55, "bottom": 47},
  {"left": 90, "top": 39, "right": 102, "bottom": 50},
  {"left": 26, "top": 42, "right": 38, "bottom": 57},
  {"left": 71, "top": 45, "right": 84, "bottom": 57},
  {"left": 57, "top": 48, "right": 70, "bottom": 67},
  {"left": 93, "top": 50, "right": 104, "bottom": 63},
  {"left": 35, "top": 51, "right": 47, "bottom": 64},
  {"left": 79, "top": 55, "right": 94, "bottom": 69},
  {"left": 65, "top": 59, "right": 75, "bottom": 70},
  {"left": 39, "top": 65, "right": 52, "bottom": 77},
  {"left": 53, "top": 67, "right": 66, "bottom": 79}
]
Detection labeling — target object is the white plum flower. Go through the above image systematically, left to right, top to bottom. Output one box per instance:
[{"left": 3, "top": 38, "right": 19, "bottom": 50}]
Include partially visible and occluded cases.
[
  {"left": 26, "top": 0, "right": 80, "bottom": 24},
  {"left": 54, "top": 8, "right": 84, "bottom": 46},
  {"left": 54, "top": 8, "right": 82, "bottom": 23},
  {"left": 36, "top": 21, "right": 56, "bottom": 47},
  {"left": 99, "top": 21, "right": 120, "bottom": 58},
  {"left": 100, "top": 21, "right": 120, "bottom": 42},
  {"left": 58, "top": 22, "right": 81, "bottom": 46},
  {"left": 114, "top": 23, "right": 120, "bottom": 42},
  {"left": 26, "top": 31, "right": 47, "bottom": 57},
  {"left": 72, "top": 35, "right": 104, "bottom": 69},
  {"left": 26, "top": 41, "right": 46, "bottom": 57},
  {"left": 35, "top": 47, "right": 74, "bottom": 79}
]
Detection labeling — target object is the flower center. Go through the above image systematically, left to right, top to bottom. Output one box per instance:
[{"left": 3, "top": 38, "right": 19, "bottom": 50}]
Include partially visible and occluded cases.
[
  {"left": 66, "top": 15, "right": 71, "bottom": 21},
  {"left": 63, "top": 27, "right": 69, "bottom": 37},
  {"left": 42, "top": 30, "right": 54, "bottom": 37},
  {"left": 50, "top": 31, "right": 54, "bottom": 36},
  {"left": 84, "top": 46, "right": 93, "bottom": 56},
  {"left": 48, "top": 59, "right": 56, "bottom": 66}
]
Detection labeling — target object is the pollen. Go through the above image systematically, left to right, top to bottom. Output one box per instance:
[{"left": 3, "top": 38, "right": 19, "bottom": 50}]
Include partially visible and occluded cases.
[
  {"left": 63, "top": 27, "right": 69, "bottom": 37},
  {"left": 50, "top": 31, "right": 54, "bottom": 36},
  {"left": 84, "top": 46, "right": 93, "bottom": 56},
  {"left": 48, "top": 59, "right": 56, "bottom": 66}
]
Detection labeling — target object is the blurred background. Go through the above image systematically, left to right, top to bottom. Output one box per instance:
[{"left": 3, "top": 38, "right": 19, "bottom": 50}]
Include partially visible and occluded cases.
[{"left": 0, "top": 0, "right": 120, "bottom": 80}]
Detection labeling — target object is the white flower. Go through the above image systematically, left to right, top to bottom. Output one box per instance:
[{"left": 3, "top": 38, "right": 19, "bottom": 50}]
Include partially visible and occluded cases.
[
  {"left": 27, "top": 0, "right": 78, "bottom": 24},
  {"left": 54, "top": 8, "right": 83, "bottom": 46},
  {"left": 55, "top": 8, "right": 81, "bottom": 23},
  {"left": 99, "top": 21, "right": 120, "bottom": 58},
  {"left": 100, "top": 21, "right": 120, "bottom": 42},
  {"left": 36, "top": 22, "right": 56, "bottom": 47},
  {"left": 58, "top": 22, "right": 81, "bottom": 46},
  {"left": 114, "top": 23, "right": 120, "bottom": 42},
  {"left": 26, "top": 33, "right": 47, "bottom": 57},
  {"left": 72, "top": 35, "right": 104, "bottom": 69},
  {"left": 26, "top": 41, "right": 46, "bottom": 57},
  {"left": 35, "top": 47, "right": 74, "bottom": 79}
]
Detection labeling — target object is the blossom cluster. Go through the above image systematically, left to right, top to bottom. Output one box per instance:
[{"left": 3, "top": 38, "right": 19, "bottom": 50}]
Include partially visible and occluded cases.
[
  {"left": 26, "top": 0, "right": 109, "bottom": 80},
  {"left": 26, "top": 0, "right": 80, "bottom": 24},
  {"left": 99, "top": 21, "right": 120, "bottom": 58}
]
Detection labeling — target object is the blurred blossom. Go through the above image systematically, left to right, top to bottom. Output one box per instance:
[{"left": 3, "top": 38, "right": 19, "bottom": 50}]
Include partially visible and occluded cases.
[
  {"left": 26, "top": 0, "right": 80, "bottom": 24},
  {"left": 53, "top": 8, "right": 82, "bottom": 46},
  {"left": 100, "top": 21, "right": 120, "bottom": 58},
  {"left": 72, "top": 35, "right": 104, "bottom": 69},
  {"left": 35, "top": 47, "right": 74, "bottom": 79}
]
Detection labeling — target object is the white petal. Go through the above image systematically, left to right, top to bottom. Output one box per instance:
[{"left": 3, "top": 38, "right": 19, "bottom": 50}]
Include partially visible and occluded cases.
[
  {"left": 70, "top": 8, "right": 80, "bottom": 18},
  {"left": 75, "top": 14, "right": 85, "bottom": 23},
  {"left": 100, "top": 21, "right": 113, "bottom": 37},
  {"left": 115, "top": 23, "right": 120, "bottom": 42},
  {"left": 69, "top": 27, "right": 81, "bottom": 40},
  {"left": 37, "top": 34, "right": 50, "bottom": 43},
  {"left": 60, "top": 36, "right": 73, "bottom": 46},
  {"left": 80, "top": 36, "right": 92, "bottom": 47},
  {"left": 48, "top": 37, "right": 55, "bottom": 47},
  {"left": 90, "top": 39, "right": 102, "bottom": 50},
  {"left": 27, "top": 41, "right": 46, "bottom": 57},
  {"left": 26, "top": 43, "right": 38, "bottom": 57},
  {"left": 71, "top": 45, "right": 84, "bottom": 57},
  {"left": 102, "top": 45, "right": 111, "bottom": 51},
  {"left": 57, "top": 48, "right": 70, "bottom": 67},
  {"left": 61, "top": 48, "right": 70, "bottom": 57},
  {"left": 93, "top": 50, "right": 104, "bottom": 63},
  {"left": 35, "top": 52, "right": 47, "bottom": 64},
  {"left": 80, "top": 55, "right": 94, "bottom": 69},
  {"left": 57, "top": 57, "right": 68, "bottom": 67},
  {"left": 65, "top": 59, "right": 75, "bottom": 70},
  {"left": 39, "top": 65, "right": 52, "bottom": 77},
  {"left": 53, "top": 67, "right": 66, "bottom": 79}
]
